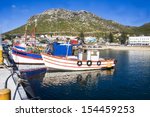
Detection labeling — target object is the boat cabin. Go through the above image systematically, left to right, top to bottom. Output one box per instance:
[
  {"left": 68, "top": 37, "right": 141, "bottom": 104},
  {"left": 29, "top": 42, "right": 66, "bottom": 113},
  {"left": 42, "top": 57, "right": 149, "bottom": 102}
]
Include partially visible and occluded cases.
[
  {"left": 46, "top": 42, "right": 73, "bottom": 56},
  {"left": 46, "top": 42, "right": 100, "bottom": 61},
  {"left": 78, "top": 48, "right": 100, "bottom": 61}
]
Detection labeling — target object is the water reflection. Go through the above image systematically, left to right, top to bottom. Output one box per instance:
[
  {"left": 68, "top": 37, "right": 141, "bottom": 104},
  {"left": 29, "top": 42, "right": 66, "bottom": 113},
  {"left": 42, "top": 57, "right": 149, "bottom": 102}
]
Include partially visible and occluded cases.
[
  {"left": 21, "top": 68, "right": 115, "bottom": 99},
  {"left": 23, "top": 68, "right": 115, "bottom": 86}
]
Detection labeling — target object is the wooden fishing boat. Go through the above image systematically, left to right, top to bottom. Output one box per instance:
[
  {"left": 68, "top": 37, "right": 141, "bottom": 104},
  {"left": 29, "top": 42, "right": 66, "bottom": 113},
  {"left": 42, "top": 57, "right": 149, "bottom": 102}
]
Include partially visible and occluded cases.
[
  {"left": 10, "top": 19, "right": 46, "bottom": 71},
  {"left": 11, "top": 41, "right": 74, "bottom": 70},
  {"left": 13, "top": 45, "right": 26, "bottom": 51},
  {"left": 11, "top": 47, "right": 43, "bottom": 64},
  {"left": 11, "top": 47, "right": 45, "bottom": 71},
  {"left": 41, "top": 48, "right": 116, "bottom": 71}
]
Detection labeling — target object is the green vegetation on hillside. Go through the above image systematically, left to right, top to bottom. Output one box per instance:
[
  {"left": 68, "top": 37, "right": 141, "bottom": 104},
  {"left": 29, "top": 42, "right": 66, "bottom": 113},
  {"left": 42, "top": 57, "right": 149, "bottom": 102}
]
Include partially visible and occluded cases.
[
  {"left": 4, "top": 8, "right": 150, "bottom": 43},
  {"left": 5, "top": 9, "right": 133, "bottom": 35},
  {"left": 132, "top": 23, "right": 150, "bottom": 36}
]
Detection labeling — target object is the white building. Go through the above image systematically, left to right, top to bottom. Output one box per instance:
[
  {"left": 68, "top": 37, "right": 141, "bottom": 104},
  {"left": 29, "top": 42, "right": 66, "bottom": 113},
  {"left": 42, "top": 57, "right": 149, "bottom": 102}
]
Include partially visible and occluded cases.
[{"left": 128, "top": 36, "right": 150, "bottom": 45}]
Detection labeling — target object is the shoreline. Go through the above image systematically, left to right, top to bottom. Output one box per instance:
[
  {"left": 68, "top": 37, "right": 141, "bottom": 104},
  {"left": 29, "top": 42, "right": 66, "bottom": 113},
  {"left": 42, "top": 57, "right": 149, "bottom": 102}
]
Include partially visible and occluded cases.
[{"left": 101, "top": 46, "right": 150, "bottom": 51}]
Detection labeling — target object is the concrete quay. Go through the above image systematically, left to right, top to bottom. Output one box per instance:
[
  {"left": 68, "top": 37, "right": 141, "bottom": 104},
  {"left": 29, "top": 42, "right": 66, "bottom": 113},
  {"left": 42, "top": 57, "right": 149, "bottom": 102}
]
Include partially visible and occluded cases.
[
  {"left": 0, "top": 47, "right": 29, "bottom": 100},
  {"left": 0, "top": 66, "right": 28, "bottom": 100}
]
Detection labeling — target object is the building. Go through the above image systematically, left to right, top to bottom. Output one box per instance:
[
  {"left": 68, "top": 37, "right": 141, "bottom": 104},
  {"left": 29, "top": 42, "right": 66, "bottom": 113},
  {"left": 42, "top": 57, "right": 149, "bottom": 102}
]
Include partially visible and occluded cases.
[{"left": 128, "top": 36, "right": 150, "bottom": 45}]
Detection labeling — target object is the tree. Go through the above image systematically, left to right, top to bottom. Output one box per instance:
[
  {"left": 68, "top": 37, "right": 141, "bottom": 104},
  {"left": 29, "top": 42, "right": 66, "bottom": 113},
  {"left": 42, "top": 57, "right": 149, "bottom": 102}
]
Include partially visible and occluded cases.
[
  {"left": 79, "top": 31, "right": 85, "bottom": 44},
  {"left": 79, "top": 31, "right": 84, "bottom": 39},
  {"left": 50, "top": 32, "right": 53, "bottom": 37},
  {"left": 95, "top": 32, "right": 102, "bottom": 43},
  {"left": 108, "top": 32, "right": 114, "bottom": 43},
  {"left": 119, "top": 32, "right": 128, "bottom": 45},
  {"left": 103, "top": 33, "right": 109, "bottom": 42},
  {"left": 4, "top": 34, "right": 12, "bottom": 40}
]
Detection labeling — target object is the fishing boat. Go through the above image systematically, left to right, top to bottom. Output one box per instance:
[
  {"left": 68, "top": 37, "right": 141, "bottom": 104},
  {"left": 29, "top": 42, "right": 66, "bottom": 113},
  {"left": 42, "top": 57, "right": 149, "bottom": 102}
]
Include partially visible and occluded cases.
[
  {"left": 11, "top": 19, "right": 45, "bottom": 71},
  {"left": 11, "top": 40, "right": 45, "bottom": 66},
  {"left": 11, "top": 41, "right": 74, "bottom": 71},
  {"left": 13, "top": 43, "right": 26, "bottom": 51},
  {"left": 41, "top": 45, "right": 116, "bottom": 71},
  {"left": 11, "top": 47, "right": 43, "bottom": 64},
  {"left": 11, "top": 47, "right": 44, "bottom": 71}
]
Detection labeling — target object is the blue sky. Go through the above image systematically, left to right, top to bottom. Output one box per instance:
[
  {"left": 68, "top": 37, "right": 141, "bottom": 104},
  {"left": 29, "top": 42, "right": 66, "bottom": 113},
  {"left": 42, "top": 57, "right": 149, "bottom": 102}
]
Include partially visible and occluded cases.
[{"left": 0, "top": 0, "right": 150, "bottom": 33}]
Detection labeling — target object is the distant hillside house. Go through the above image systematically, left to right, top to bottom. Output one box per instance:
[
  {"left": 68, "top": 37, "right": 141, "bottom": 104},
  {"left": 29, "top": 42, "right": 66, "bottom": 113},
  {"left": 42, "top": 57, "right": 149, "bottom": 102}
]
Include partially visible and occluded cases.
[{"left": 129, "top": 36, "right": 150, "bottom": 46}]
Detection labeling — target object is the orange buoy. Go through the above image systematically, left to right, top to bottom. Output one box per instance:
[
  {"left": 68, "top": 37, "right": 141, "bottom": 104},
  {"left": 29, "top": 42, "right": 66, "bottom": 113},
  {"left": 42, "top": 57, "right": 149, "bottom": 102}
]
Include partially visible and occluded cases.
[
  {"left": 107, "top": 63, "right": 112, "bottom": 68},
  {"left": 0, "top": 89, "right": 11, "bottom": 100}
]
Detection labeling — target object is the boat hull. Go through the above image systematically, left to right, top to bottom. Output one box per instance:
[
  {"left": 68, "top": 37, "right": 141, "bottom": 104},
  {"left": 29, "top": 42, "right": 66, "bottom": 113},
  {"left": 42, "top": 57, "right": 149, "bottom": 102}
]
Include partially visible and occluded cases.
[
  {"left": 14, "top": 45, "right": 26, "bottom": 51},
  {"left": 11, "top": 48, "right": 45, "bottom": 70},
  {"left": 12, "top": 48, "right": 43, "bottom": 64},
  {"left": 41, "top": 53, "right": 115, "bottom": 71}
]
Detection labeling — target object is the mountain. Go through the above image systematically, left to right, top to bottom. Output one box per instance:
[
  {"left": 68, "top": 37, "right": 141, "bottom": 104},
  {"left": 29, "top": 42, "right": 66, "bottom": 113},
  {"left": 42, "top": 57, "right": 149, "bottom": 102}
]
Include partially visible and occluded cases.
[
  {"left": 6, "top": 9, "right": 134, "bottom": 35},
  {"left": 132, "top": 23, "right": 150, "bottom": 36}
]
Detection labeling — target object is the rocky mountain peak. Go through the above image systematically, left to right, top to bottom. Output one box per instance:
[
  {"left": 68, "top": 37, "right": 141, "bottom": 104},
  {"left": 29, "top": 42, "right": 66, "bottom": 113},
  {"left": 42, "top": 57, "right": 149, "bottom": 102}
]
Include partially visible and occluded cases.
[
  {"left": 7, "top": 8, "right": 133, "bottom": 34},
  {"left": 41, "top": 8, "right": 72, "bottom": 15}
]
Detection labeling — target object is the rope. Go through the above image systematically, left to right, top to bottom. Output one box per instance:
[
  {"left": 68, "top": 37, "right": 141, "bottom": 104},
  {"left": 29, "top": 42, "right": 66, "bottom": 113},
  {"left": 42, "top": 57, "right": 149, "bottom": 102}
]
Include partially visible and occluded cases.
[
  {"left": 4, "top": 71, "right": 20, "bottom": 89},
  {"left": 12, "top": 78, "right": 26, "bottom": 100},
  {"left": 13, "top": 83, "right": 20, "bottom": 100}
]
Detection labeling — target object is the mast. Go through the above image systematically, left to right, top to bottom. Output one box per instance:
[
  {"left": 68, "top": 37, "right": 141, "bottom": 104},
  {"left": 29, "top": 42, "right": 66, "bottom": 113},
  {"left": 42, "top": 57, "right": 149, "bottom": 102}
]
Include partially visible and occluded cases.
[
  {"left": 31, "top": 19, "right": 37, "bottom": 46},
  {"left": 24, "top": 24, "right": 28, "bottom": 43}
]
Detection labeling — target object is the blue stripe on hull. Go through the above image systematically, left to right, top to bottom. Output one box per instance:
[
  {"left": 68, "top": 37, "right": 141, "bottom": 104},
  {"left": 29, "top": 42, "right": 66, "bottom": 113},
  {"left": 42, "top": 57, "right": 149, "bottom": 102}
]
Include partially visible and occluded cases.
[
  {"left": 14, "top": 46, "right": 26, "bottom": 50},
  {"left": 12, "top": 48, "right": 42, "bottom": 59}
]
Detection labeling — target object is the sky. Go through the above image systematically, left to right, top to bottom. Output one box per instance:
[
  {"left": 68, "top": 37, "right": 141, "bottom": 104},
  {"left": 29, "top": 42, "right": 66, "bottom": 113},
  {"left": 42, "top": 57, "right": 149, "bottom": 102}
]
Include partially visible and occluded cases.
[{"left": 0, "top": 0, "right": 150, "bottom": 33}]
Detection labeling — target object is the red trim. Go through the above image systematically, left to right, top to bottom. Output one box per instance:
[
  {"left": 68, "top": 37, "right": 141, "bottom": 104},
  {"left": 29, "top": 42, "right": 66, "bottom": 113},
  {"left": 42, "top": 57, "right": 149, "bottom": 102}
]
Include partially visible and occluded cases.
[
  {"left": 13, "top": 48, "right": 40, "bottom": 55},
  {"left": 12, "top": 53, "right": 42, "bottom": 60},
  {"left": 41, "top": 53, "right": 114, "bottom": 62},
  {"left": 42, "top": 53, "right": 78, "bottom": 61},
  {"left": 43, "top": 56, "right": 87, "bottom": 65},
  {"left": 43, "top": 56, "right": 111, "bottom": 66},
  {"left": 44, "top": 59, "right": 102, "bottom": 69},
  {"left": 15, "top": 62, "right": 44, "bottom": 65}
]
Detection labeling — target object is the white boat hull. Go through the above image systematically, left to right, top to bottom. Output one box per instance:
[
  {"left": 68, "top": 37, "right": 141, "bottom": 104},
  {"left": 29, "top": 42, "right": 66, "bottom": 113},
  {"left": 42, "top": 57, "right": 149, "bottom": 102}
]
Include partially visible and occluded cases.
[
  {"left": 11, "top": 48, "right": 45, "bottom": 71},
  {"left": 12, "top": 53, "right": 43, "bottom": 64},
  {"left": 41, "top": 53, "right": 115, "bottom": 71}
]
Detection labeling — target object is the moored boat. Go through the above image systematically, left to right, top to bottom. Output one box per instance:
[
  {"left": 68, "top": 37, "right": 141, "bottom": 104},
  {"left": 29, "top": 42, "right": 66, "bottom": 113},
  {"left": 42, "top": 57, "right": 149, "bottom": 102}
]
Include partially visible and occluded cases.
[
  {"left": 11, "top": 19, "right": 46, "bottom": 71},
  {"left": 11, "top": 41, "right": 74, "bottom": 71},
  {"left": 41, "top": 46, "right": 116, "bottom": 71},
  {"left": 11, "top": 47, "right": 43, "bottom": 64},
  {"left": 11, "top": 47, "right": 45, "bottom": 71}
]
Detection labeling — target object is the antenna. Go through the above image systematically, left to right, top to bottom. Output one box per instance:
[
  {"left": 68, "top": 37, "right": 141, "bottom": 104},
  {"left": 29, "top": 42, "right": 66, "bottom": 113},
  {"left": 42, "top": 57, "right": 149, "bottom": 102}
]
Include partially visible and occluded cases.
[{"left": 24, "top": 24, "right": 28, "bottom": 43}]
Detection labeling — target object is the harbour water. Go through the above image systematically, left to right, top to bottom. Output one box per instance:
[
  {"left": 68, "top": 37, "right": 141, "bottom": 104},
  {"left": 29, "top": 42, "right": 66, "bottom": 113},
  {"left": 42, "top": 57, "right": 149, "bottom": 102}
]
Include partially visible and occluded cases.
[{"left": 22, "top": 50, "right": 150, "bottom": 100}]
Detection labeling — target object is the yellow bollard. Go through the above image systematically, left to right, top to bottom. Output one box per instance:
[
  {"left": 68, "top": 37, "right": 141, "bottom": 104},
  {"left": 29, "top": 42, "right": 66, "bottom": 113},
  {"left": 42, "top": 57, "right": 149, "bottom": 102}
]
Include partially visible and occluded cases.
[
  {"left": 0, "top": 46, "right": 3, "bottom": 64},
  {"left": 0, "top": 89, "right": 11, "bottom": 100}
]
